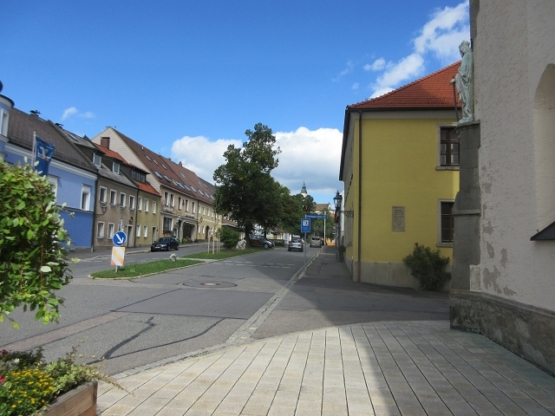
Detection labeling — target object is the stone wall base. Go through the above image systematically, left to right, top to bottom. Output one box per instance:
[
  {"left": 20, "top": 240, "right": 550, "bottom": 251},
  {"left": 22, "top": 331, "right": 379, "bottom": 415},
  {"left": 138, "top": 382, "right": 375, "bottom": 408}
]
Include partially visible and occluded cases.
[{"left": 450, "top": 290, "right": 555, "bottom": 376}]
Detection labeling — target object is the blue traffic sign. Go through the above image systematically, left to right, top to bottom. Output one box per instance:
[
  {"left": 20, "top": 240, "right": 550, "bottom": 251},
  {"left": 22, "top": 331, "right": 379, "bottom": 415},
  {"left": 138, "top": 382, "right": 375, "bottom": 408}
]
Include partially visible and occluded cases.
[
  {"left": 306, "top": 214, "right": 327, "bottom": 219},
  {"left": 301, "top": 218, "right": 311, "bottom": 233},
  {"left": 113, "top": 231, "right": 127, "bottom": 246}
]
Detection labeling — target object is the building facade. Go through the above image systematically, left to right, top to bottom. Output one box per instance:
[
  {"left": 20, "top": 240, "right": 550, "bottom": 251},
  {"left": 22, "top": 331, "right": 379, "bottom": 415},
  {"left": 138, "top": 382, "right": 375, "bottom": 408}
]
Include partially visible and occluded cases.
[
  {"left": 450, "top": 0, "right": 555, "bottom": 375},
  {"left": 339, "top": 63, "right": 460, "bottom": 288},
  {"left": 5, "top": 108, "right": 97, "bottom": 250}
]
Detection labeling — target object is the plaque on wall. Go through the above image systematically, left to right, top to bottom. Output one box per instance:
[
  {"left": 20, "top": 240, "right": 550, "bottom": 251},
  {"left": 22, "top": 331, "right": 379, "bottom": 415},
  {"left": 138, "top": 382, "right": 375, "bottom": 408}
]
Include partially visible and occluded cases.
[{"left": 392, "top": 206, "right": 405, "bottom": 232}]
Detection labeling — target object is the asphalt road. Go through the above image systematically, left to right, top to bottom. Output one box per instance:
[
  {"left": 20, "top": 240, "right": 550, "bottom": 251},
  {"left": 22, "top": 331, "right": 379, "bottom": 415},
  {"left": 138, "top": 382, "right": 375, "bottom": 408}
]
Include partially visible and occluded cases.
[
  {"left": 0, "top": 245, "right": 315, "bottom": 375},
  {"left": 0, "top": 246, "right": 449, "bottom": 377}
]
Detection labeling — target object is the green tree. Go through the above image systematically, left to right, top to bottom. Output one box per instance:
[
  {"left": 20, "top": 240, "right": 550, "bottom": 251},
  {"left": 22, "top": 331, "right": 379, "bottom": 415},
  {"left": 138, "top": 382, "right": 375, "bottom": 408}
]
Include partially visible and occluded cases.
[
  {"left": 213, "top": 123, "right": 281, "bottom": 243},
  {"left": 0, "top": 162, "right": 73, "bottom": 328}
]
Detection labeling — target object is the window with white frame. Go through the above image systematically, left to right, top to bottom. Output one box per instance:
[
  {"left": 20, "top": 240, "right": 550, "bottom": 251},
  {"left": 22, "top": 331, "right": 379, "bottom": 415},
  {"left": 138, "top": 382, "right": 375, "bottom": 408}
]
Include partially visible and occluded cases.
[
  {"left": 0, "top": 110, "right": 8, "bottom": 136},
  {"left": 93, "top": 153, "right": 102, "bottom": 168},
  {"left": 113, "top": 162, "right": 120, "bottom": 174},
  {"left": 48, "top": 176, "right": 58, "bottom": 199},
  {"left": 81, "top": 185, "right": 91, "bottom": 211},
  {"left": 99, "top": 187, "right": 107, "bottom": 203},
  {"left": 110, "top": 190, "right": 117, "bottom": 205},
  {"left": 119, "top": 192, "right": 126, "bottom": 208},
  {"left": 164, "top": 192, "right": 169, "bottom": 205},
  {"left": 170, "top": 194, "right": 174, "bottom": 207},
  {"left": 129, "top": 195, "right": 135, "bottom": 210},
  {"left": 137, "top": 196, "right": 142, "bottom": 211},
  {"left": 178, "top": 197, "right": 182, "bottom": 210},
  {"left": 145, "top": 199, "right": 149, "bottom": 212},
  {"left": 185, "top": 199, "right": 189, "bottom": 212},
  {"left": 153, "top": 201, "right": 157, "bottom": 213},
  {"left": 192, "top": 202, "right": 195, "bottom": 213},
  {"left": 96, "top": 222, "right": 105, "bottom": 238},
  {"left": 108, "top": 223, "right": 115, "bottom": 238},
  {"left": 136, "top": 224, "right": 141, "bottom": 237},
  {"left": 143, "top": 225, "right": 148, "bottom": 238}
]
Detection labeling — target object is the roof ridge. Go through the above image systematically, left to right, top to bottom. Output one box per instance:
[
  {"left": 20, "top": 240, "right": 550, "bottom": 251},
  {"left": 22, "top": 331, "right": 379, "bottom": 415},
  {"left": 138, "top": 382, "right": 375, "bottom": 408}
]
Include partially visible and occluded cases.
[{"left": 348, "top": 61, "right": 461, "bottom": 109}]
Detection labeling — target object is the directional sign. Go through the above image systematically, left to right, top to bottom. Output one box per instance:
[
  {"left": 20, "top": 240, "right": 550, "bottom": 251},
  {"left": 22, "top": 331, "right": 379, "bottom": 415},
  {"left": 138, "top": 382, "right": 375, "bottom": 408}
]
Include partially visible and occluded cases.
[
  {"left": 306, "top": 214, "right": 327, "bottom": 219},
  {"left": 301, "top": 218, "right": 311, "bottom": 233},
  {"left": 112, "top": 231, "right": 127, "bottom": 247}
]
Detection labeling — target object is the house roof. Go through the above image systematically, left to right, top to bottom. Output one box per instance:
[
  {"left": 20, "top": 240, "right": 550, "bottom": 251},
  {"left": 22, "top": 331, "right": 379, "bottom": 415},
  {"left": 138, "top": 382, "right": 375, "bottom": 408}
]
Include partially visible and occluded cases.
[
  {"left": 339, "top": 62, "right": 461, "bottom": 181},
  {"left": 347, "top": 62, "right": 461, "bottom": 110},
  {"left": 8, "top": 108, "right": 97, "bottom": 173},
  {"left": 110, "top": 128, "right": 214, "bottom": 201}
]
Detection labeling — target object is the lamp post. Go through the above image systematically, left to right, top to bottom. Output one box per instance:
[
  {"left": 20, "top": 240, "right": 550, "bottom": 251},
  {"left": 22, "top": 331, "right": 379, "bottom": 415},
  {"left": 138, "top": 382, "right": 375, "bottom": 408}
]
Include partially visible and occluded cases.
[{"left": 333, "top": 191, "right": 343, "bottom": 261}]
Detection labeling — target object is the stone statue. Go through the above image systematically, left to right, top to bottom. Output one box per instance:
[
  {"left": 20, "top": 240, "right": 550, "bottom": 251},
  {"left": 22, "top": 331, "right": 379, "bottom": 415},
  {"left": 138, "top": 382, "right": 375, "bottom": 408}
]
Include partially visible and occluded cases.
[{"left": 452, "top": 40, "right": 474, "bottom": 124}]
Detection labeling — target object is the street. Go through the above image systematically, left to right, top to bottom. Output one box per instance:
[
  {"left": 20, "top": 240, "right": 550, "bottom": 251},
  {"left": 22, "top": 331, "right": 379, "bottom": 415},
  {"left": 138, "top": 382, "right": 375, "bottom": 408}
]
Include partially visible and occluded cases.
[{"left": 0, "top": 245, "right": 318, "bottom": 375}]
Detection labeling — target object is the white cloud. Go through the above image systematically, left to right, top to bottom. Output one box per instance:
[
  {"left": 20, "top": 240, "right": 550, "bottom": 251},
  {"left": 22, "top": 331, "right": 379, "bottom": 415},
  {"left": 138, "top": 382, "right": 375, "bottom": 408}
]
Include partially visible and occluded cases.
[
  {"left": 367, "top": 1, "right": 469, "bottom": 97},
  {"left": 364, "top": 58, "right": 386, "bottom": 71},
  {"left": 333, "top": 61, "right": 354, "bottom": 81},
  {"left": 351, "top": 83, "right": 359, "bottom": 90},
  {"left": 61, "top": 107, "right": 78, "bottom": 120},
  {"left": 61, "top": 107, "right": 96, "bottom": 121},
  {"left": 80, "top": 111, "right": 95, "bottom": 119},
  {"left": 170, "top": 127, "right": 343, "bottom": 200},
  {"left": 273, "top": 127, "right": 343, "bottom": 197},
  {"left": 171, "top": 135, "right": 241, "bottom": 182}
]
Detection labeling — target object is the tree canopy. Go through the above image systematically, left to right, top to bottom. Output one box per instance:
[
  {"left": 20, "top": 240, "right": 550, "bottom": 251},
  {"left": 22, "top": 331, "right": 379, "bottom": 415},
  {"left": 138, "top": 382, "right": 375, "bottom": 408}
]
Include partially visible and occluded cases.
[{"left": 213, "top": 123, "right": 281, "bottom": 240}]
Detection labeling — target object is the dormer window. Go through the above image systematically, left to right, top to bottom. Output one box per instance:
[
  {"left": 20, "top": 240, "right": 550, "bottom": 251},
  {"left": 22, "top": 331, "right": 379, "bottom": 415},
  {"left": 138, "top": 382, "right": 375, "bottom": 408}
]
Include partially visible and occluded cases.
[
  {"left": 93, "top": 153, "right": 102, "bottom": 168},
  {"left": 113, "top": 162, "right": 120, "bottom": 174}
]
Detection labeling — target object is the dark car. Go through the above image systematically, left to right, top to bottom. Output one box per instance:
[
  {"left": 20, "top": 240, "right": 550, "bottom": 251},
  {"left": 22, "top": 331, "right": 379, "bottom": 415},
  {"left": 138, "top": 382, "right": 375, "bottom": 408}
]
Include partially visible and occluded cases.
[
  {"left": 249, "top": 234, "right": 274, "bottom": 249},
  {"left": 151, "top": 237, "right": 179, "bottom": 251}
]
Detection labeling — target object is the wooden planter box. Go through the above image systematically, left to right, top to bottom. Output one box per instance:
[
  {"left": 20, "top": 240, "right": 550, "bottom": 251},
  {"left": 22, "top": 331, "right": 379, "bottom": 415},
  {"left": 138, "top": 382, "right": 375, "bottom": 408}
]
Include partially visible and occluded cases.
[{"left": 42, "top": 381, "right": 97, "bottom": 416}]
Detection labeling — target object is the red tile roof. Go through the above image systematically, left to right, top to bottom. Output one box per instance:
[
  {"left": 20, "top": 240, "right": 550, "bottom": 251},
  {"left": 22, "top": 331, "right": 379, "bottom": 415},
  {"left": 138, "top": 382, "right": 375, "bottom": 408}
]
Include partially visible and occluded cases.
[
  {"left": 348, "top": 62, "right": 461, "bottom": 110},
  {"left": 136, "top": 181, "right": 160, "bottom": 196}
]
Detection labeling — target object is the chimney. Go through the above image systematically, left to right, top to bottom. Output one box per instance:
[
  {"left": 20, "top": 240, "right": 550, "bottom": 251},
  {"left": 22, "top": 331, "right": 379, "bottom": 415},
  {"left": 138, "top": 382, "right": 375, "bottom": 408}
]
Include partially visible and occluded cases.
[
  {"left": 101, "top": 137, "right": 110, "bottom": 149},
  {"left": 179, "top": 161, "right": 182, "bottom": 166}
]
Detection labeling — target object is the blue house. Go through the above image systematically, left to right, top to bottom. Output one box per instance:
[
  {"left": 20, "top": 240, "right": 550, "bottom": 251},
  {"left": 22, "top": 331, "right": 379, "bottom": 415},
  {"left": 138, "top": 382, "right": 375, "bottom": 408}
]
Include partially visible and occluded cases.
[{"left": 3, "top": 104, "right": 98, "bottom": 251}]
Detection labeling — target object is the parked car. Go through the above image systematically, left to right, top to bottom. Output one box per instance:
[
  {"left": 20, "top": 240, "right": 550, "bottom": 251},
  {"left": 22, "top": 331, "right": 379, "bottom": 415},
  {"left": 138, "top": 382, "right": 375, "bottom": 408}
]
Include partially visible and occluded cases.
[
  {"left": 248, "top": 234, "right": 274, "bottom": 248},
  {"left": 310, "top": 236, "right": 323, "bottom": 248},
  {"left": 151, "top": 237, "right": 179, "bottom": 251},
  {"left": 288, "top": 238, "right": 304, "bottom": 252}
]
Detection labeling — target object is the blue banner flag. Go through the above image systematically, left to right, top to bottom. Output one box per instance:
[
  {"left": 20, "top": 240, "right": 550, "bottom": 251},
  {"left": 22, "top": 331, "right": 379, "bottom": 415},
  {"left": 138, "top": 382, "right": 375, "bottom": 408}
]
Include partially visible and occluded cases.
[{"left": 34, "top": 136, "right": 55, "bottom": 176}]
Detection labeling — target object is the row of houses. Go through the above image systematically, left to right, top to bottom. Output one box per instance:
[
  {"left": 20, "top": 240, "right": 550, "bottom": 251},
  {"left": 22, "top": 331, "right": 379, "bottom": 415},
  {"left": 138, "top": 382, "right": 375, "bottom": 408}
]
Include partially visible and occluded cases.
[
  {"left": 339, "top": 0, "right": 555, "bottom": 376},
  {"left": 0, "top": 93, "right": 237, "bottom": 251}
]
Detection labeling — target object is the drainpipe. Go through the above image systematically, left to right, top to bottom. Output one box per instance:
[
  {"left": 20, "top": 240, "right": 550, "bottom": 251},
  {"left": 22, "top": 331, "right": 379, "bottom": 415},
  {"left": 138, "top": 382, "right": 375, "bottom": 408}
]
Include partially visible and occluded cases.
[{"left": 357, "top": 111, "right": 362, "bottom": 283}]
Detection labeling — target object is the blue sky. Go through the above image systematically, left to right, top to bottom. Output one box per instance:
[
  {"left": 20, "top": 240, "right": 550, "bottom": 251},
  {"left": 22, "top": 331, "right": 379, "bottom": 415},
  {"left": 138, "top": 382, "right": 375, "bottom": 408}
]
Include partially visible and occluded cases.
[{"left": 1, "top": 1, "right": 469, "bottom": 206}]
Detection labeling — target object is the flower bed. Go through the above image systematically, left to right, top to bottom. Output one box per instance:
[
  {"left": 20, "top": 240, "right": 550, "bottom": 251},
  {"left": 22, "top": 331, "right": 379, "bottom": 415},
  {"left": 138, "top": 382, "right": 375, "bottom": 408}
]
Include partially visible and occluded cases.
[{"left": 0, "top": 345, "right": 121, "bottom": 415}]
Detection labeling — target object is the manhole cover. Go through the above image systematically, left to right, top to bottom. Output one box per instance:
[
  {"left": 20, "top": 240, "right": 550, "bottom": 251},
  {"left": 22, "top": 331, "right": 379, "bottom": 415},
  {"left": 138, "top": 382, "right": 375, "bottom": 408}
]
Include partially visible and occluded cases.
[{"left": 183, "top": 281, "right": 237, "bottom": 288}]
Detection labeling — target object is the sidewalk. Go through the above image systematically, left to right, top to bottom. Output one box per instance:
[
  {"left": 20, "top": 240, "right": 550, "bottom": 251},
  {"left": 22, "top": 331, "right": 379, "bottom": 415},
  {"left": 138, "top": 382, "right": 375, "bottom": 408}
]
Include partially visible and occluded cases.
[{"left": 97, "top": 250, "right": 555, "bottom": 416}]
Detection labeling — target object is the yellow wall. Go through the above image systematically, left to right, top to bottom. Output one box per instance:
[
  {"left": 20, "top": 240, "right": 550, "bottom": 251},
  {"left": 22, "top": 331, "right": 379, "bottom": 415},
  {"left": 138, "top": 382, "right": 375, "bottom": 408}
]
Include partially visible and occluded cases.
[{"left": 344, "top": 115, "right": 458, "bottom": 267}]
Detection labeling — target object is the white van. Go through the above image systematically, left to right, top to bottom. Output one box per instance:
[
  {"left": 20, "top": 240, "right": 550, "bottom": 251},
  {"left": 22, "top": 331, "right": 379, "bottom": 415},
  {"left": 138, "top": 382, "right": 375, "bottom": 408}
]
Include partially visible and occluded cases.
[{"left": 310, "top": 236, "right": 323, "bottom": 248}]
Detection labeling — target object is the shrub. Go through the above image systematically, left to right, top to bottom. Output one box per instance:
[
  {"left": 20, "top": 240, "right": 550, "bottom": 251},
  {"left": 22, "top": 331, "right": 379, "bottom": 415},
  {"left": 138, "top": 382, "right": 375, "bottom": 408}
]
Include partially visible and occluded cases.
[
  {"left": 0, "top": 161, "right": 73, "bottom": 328},
  {"left": 220, "top": 226, "right": 240, "bottom": 249},
  {"left": 403, "top": 243, "right": 451, "bottom": 291},
  {"left": 0, "top": 367, "right": 56, "bottom": 415}
]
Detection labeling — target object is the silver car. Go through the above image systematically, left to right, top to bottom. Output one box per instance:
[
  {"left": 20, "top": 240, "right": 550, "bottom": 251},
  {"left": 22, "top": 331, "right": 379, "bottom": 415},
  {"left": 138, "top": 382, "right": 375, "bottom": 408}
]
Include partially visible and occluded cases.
[
  {"left": 310, "top": 236, "right": 323, "bottom": 248},
  {"left": 288, "top": 238, "right": 304, "bottom": 252}
]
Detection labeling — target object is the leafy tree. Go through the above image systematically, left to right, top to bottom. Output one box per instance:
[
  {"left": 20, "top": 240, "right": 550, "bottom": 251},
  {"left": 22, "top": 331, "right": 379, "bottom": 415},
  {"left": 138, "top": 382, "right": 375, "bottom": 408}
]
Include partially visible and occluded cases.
[
  {"left": 213, "top": 123, "right": 281, "bottom": 243},
  {"left": 0, "top": 161, "right": 73, "bottom": 328}
]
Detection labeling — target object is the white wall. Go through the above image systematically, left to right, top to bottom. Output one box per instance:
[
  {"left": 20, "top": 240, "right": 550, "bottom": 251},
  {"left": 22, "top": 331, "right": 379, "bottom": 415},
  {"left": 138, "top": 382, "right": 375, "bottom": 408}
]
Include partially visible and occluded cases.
[{"left": 474, "top": 1, "right": 555, "bottom": 311}]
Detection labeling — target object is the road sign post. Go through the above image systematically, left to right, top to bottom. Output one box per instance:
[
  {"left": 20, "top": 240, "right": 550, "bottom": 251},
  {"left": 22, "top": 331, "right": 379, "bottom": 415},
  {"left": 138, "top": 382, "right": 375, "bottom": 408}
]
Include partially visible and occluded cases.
[
  {"left": 301, "top": 218, "right": 311, "bottom": 264},
  {"left": 112, "top": 231, "right": 127, "bottom": 271}
]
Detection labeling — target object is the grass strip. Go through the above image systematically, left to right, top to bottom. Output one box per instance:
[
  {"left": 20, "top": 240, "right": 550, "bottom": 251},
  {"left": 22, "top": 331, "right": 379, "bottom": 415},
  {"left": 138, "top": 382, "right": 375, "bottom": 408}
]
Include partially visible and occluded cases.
[
  {"left": 181, "top": 247, "right": 264, "bottom": 260},
  {"left": 90, "top": 259, "right": 203, "bottom": 279}
]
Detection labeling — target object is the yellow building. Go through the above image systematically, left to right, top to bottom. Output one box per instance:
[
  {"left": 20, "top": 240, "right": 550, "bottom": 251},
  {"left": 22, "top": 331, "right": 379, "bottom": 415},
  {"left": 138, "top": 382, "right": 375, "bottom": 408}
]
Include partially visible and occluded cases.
[{"left": 339, "top": 63, "right": 460, "bottom": 288}]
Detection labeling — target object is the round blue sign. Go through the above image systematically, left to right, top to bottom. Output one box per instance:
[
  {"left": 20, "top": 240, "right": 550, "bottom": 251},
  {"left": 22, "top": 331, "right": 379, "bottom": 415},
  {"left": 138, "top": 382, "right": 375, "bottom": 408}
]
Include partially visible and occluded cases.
[{"left": 113, "top": 231, "right": 127, "bottom": 246}]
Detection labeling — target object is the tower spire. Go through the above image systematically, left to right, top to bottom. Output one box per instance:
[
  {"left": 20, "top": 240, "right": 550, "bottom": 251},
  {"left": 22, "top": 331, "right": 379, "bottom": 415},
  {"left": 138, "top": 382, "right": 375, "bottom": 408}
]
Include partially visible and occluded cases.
[{"left": 301, "top": 181, "right": 307, "bottom": 197}]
